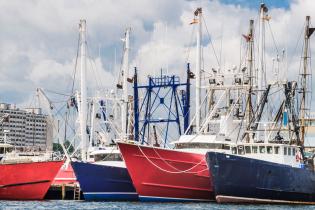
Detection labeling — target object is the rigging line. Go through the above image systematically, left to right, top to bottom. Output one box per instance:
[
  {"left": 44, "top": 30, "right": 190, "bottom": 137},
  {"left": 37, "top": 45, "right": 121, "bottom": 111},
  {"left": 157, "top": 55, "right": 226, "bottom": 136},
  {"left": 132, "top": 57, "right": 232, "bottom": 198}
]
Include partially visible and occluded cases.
[
  {"left": 202, "top": 15, "right": 220, "bottom": 67},
  {"left": 267, "top": 21, "right": 280, "bottom": 55},
  {"left": 287, "top": 23, "right": 305, "bottom": 70},
  {"left": 185, "top": 24, "right": 196, "bottom": 63},
  {"left": 297, "top": 26, "right": 306, "bottom": 119},
  {"left": 70, "top": 32, "right": 81, "bottom": 95},
  {"left": 238, "top": 36, "right": 249, "bottom": 71},
  {"left": 86, "top": 38, "right": 106, "bottom": 90},
  {"left": 240, "top": 40, "right": 249, "bottom": 68},
  {"left": 85, "top": 42, "right": 102, "bottom": 90},
  {"left": 87, "top": 55, "right": 102, "bottom": 90},
  {"left": 268, "top": 87, "right": 284, "bottom": 96},
  {"left": 44, "top": 89, "right": 71, "bottom": 97},
  {"left": 224, "top": 93, "right": 245, "bottom": 138},
  {"left": 236, "top": 96, "right": 248, "bottom": 144},
  {"left": 48, "top": 100, "right": 70, "bottom": 104},
  {"left": 55, "top": 108, "right": 76, "bottom": 134},
  {"left": 155, "top": 125, "right": 175, "bottom": 147},
  {"left": 100, "top": 146, "right": 117, "bottom": 161}
]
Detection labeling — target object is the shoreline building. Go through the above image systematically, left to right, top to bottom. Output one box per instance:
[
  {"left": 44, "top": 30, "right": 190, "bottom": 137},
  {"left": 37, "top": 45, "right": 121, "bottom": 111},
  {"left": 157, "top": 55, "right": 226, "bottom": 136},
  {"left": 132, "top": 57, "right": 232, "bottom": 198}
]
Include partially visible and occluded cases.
[
  {"left": 0, "top": 103, "right": 53, "bottom": 151},
  {"left": 305, "top": 112, "right": 315, "bottom": 152}
]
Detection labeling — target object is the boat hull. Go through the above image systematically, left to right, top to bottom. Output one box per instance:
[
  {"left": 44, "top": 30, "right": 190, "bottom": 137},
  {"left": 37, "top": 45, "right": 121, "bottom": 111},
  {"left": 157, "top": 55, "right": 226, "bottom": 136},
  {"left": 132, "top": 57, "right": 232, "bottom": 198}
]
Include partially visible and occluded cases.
[
  {"left": 117, "top": 142, "right": 213, "bottom": 202},
  {"left": 206, "top": 152, "right": 315, "bottom": 204},
  {"left": 0, "top": 161, "right": 63, "bottom": 200},
  {"left": 71, "top": 161, "right": 138, "bottom": 201},
  {"left": 53, "top": 163, "right": 77, "bottom": 185}
]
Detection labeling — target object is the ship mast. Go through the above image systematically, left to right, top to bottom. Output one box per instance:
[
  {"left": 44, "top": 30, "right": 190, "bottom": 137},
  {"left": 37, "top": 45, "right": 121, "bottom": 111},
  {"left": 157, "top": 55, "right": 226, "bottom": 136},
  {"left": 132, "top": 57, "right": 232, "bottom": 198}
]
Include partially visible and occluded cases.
[
  {"left": 256, "top": 3, "right": 268, "bottom": 141},
  {"left": 257, "top": 3, "right": 268, "bottom": 105},
  {"left": 195, "top": 8, "right": 202, "bottom": 132},
  {"left": 300, "top": 16, "right": 314, "bottom": 145},
  {"left": 245, "top": 19, "right": 254, "bottom": 143},
  {"left": 79, "top": 20, "right": 88, "bottom": 161},
  {"left": 121, "top": 28, "right": 130, "bottom": 140}
]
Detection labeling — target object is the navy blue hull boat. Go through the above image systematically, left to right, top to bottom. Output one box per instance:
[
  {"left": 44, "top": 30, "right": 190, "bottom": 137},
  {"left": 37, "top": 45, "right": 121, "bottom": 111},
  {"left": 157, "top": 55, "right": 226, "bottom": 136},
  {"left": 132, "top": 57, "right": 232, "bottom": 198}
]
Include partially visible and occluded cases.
[
  {"left": 206, "top": 151, "right": 315, "bottom": 204},
  {"left": 71, "top": 161, "right": 138, "bottom": 201}
]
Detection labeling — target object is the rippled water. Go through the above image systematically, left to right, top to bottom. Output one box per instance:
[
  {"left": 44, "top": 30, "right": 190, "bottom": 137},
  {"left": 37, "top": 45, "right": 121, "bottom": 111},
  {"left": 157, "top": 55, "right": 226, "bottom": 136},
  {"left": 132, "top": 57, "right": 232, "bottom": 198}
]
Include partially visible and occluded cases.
[{"left": 0, "top": 201, "right": 313, "bottom": 210}]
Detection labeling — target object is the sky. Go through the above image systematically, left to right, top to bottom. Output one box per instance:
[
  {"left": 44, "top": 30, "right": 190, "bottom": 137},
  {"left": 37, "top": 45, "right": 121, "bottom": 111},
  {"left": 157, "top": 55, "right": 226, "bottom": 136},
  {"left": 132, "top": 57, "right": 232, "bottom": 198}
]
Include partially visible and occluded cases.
[{"left": 0, "top": 0, "right": 313, "bottom": 111}]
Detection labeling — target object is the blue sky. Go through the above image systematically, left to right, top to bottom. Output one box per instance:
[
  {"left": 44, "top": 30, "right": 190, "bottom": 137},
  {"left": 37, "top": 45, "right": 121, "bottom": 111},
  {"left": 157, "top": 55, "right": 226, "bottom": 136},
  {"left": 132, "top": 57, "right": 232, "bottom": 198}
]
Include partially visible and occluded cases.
[{"left": 221, "top": 0, "right": 291, "bottom": 9}]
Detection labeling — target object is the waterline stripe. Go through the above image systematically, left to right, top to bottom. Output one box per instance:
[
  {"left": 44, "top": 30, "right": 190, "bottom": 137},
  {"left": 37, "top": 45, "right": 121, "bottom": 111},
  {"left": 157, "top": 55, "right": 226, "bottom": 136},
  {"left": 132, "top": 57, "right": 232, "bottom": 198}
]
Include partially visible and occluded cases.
[{"left": 84, "top": 192, "right": 138, "bottom": 195}]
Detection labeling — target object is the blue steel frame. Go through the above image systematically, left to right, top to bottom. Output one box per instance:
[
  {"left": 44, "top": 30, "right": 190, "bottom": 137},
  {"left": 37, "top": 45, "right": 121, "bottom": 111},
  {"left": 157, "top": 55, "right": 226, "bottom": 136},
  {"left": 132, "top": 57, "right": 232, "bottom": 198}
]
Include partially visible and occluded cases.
[{"left": 133, "top": 64, "right": 191, "bottom": 146}]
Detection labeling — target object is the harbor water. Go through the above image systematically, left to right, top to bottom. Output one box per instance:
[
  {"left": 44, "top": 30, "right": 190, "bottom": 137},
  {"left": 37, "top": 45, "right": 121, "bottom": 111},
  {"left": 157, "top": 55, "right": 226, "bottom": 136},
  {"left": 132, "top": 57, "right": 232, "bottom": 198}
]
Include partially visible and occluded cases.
[{"left": 0, "top": 201, "right": 313, "bottom": 210}]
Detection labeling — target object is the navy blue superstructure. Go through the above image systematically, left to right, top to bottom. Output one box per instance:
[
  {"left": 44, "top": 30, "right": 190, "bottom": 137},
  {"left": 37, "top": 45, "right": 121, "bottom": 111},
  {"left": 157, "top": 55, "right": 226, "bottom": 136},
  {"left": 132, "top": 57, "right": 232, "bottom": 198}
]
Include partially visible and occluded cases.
[
  {"left": 206, "top": 152, "right": 315, "bottom": 204},
  {"left": 71, "top": 161, "right": 138, "bottom": 201}
]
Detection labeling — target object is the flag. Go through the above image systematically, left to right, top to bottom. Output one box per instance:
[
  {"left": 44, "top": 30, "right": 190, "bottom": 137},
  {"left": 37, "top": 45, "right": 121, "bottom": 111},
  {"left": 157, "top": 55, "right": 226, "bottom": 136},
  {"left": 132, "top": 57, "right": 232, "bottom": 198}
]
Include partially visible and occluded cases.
[
  {"left": 308, "top": 28, "right": 315, "bottom": 38},
  {"left": 242, "top": 34, "right": 251, "bottom": 42}
]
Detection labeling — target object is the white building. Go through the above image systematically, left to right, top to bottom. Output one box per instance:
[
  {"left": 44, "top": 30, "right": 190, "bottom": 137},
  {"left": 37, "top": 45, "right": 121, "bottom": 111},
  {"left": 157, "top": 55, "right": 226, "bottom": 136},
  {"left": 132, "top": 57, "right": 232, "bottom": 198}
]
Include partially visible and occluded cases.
[
  {"left": 0, "top": 103, "right": 53, "bottom": 151},
  {"left": 305, "top": 112, "right": 315, "bottom": 151}
]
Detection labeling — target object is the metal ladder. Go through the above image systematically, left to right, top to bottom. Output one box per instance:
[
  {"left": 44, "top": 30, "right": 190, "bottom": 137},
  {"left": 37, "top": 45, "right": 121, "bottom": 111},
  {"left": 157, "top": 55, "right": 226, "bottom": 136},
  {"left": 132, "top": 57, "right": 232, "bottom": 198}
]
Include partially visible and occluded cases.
[{"left": 73, "top": 184, "right": 81, "bottom": 200}]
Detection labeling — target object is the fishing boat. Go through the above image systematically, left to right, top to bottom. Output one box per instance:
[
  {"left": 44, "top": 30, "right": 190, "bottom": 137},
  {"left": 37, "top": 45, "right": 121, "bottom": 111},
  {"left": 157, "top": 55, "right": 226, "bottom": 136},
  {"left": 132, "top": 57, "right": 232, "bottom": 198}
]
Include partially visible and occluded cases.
[
  {"left": 118, "top": 7, "right": 252, "bottom": 201},
  {"left": 205, "top": 12, "right": 315, "bottom": 204},
  {"left": 71, "top": 21, "right": 138, "bottom": 201},
  {"left": 0, "top": 113, "right": 63, "bottom": 200},
  {"left": 118, "top": 115, "right": 243, "bottom": 201},
  {"left": 118, "top": 140, "right": 213, "bottom": 201},
  {"left": 206, "top": 144, "right": 315, "bottom": 204},
  {"left": 72, "top": 146, "right": 137, "bottom": 201},
  {"left": 0, "top": 160, "right": 63, "bottom": 200}
]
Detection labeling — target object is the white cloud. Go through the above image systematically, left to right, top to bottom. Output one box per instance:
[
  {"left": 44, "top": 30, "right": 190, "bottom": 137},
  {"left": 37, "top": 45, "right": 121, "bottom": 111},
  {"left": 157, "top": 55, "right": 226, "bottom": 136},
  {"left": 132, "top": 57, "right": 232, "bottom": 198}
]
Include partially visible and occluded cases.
[{"left": 0, "top": 0, "right": 313, "bottom": 111}]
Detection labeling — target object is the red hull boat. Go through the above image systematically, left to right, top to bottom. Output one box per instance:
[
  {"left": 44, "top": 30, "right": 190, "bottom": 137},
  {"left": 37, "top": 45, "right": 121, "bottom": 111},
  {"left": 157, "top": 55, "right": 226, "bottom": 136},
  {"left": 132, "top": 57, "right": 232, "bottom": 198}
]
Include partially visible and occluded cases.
[
  {"left": 118, "top": 142, "right": 213, "bottom": 201},
  {"left": 0, "top": 161, "right": 63, "bottom": 200},
  {"left": 53, "top": 163, "right": 77, "bottom": 186}
]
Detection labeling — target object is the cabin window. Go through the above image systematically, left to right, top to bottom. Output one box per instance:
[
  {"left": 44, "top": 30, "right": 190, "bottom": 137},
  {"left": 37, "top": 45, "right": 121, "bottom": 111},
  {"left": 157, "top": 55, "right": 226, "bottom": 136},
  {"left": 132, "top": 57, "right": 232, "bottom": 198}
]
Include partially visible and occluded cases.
[
  {"left": 175, "top": 143, "right": 230, "bottom": 150},
  {"left": 223, "top": 144, "right": 230, "bottom": 150},
  {"left": 238, "top": 146, "right": 245, "bottom": 155},
  {"left": 245, "top": 146, "right": 251, "bottom": 154},
  {"left": 252, "top": 146, "right": 258, "bottom": 153},
  {"left": 259, "top": 146, "right": 265, "bottom": 154},
  {"left": 267, "top": 146, "right": 273, "bottom": 154},
  {"left": 274, "top": 146, "right": 279, "bottom": 154},
  {"left": 232, "top": 147, "right": 237, "bottom": 154},
  {"left": 284, "top": 147, "right": 287, "bottom": 155},
  {"left": 288, "top": 148, "right": 291, "bottom": 156},
  {"left": 292, "top": 148, "right": 296, "bottom": 156},
  {"left": 94, "top": 153, "right": 122, "bottom": 162}
]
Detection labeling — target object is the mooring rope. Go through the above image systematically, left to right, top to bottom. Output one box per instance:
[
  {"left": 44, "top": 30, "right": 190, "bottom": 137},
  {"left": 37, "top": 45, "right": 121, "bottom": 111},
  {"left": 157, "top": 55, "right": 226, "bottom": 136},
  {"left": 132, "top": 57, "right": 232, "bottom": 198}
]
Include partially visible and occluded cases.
[{"left": 136, "top": 144, "right": 208, "bottom": 174}]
